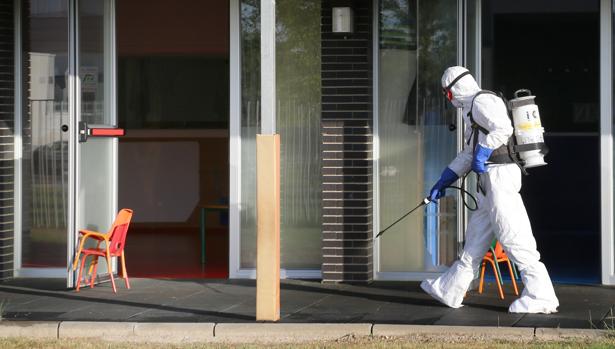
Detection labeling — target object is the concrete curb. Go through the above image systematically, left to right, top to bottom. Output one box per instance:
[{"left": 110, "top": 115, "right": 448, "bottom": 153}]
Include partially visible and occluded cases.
[
  {"left": 0, "top": 321, "right": 610, "bottom": 343},
  {"left": 0, "top": 321, "right": 59, "bottom": 338},
  {"left": 59, "top": 321, "right": 136, "bottom": 340},
  {"left": 57, "top": 322, "right": 217, "bottom": 343},
  {"left": 133, "top": 323, "right": 215, "bottom": 343},
  {"left": 214, "top": 323, "right": 372, "bottom": 343},
  {"left": 372, "top": 324, "right": 611, "bottom": 341},
  {"left": 373, "top": 324, "right": 535, "bottom": 340},
  {"left": 534, "top": 327, "right": 609, "bottom": 340}
]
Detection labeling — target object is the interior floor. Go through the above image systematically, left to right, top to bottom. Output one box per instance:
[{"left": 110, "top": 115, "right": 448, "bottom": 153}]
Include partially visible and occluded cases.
[{"left": 125, "top": 226, "right": 228, "bottom": 279}]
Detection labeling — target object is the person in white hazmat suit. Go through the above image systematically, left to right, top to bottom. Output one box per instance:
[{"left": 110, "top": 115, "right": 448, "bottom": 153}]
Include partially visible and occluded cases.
[{"left": 420, "top": 66, "right": 559, "bottom": 314}]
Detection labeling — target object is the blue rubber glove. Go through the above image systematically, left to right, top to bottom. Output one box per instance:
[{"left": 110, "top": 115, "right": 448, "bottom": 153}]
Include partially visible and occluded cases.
[
  {"left": 472, "top": 144, "right": 494, "bottom": 174},
  {"left": 429, "top": 167, "right": 459, "bottom": 202}
]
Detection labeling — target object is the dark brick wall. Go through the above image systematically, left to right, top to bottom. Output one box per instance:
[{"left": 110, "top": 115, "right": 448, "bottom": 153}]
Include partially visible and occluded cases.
[
  {"left": 321, "top": 0, "right": 373, "bottom": 283},
  {"left": 0, "top": 1, "right": 14, "bottom": 280}
]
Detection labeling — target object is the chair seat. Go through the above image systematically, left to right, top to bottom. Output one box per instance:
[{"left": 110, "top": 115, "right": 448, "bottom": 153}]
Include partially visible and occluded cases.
[
  {"left": 81, "top": 248, "right": 121, "bottom": 257},
  {"left": 484, "top": 251, "right": 508, "bottom": 263}
]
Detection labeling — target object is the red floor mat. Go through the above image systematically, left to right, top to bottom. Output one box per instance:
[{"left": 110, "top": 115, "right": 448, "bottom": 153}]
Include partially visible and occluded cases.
[{"left": 125, "top": 226, "right": 228, "bottom": 278}]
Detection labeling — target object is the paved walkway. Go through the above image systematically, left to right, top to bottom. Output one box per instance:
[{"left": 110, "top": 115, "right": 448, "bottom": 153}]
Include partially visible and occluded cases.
[{"left": 0, "top": 279, "right": 612, "bottom": 329}]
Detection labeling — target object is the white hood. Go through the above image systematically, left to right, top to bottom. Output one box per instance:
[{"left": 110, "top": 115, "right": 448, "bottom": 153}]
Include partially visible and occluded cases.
[{"left": 441, "top": 66, "right": 481, "bottom": 109}]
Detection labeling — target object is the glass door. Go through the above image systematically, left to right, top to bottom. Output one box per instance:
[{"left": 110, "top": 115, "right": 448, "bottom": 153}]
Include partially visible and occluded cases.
[
  {"left": 17, "top": 0, "right": 117, "bottom": 285},
  {"left": 18, "top": 0, "right": 71, "bottom": 277},
  {"left": 67, "top": 0, "right": 118, "bottom": 287},
  {"left": 374, "top": 0, "right": 462, "bottom": 279}
]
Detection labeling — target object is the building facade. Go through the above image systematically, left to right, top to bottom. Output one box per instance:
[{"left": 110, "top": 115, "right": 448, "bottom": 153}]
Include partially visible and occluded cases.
[{"left": 0, "top": 0, "right": 614, "bottom": 287}]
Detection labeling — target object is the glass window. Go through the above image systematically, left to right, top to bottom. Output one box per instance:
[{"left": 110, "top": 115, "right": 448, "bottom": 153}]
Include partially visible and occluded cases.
[
  {"left": 240, "top": 0, "right": 322, "bottom": 269},
  {"left": 378, "top": 0, "right": 459, "bottom": 272},
  {"left": 117, "top": 1, "right": 229, "bottom": 129}
]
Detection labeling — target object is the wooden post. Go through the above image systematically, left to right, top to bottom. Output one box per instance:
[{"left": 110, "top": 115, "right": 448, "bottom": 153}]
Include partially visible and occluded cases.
[{"left": 256, "top": 134, "right": 280, "bottom": 321}]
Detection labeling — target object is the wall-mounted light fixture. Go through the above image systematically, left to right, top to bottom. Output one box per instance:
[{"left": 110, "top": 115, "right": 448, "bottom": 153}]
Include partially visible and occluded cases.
[{"left": 332, "top": 7, "right": 354, "bottom": 33}]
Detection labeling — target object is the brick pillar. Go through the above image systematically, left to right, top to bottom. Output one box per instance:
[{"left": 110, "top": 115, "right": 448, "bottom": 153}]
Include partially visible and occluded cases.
[
  {"left": 321, "top": 0, "right": 373, "bottom": 283},
  {"left": 0, "top": 1, "right": 14, "bottom": 280}
]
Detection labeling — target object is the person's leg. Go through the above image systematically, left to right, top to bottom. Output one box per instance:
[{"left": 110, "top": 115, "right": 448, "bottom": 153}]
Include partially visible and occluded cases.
[
  {"left": 485, "top": 165, "right": 559, "bottom": 313},
  {"left": 421, "top": 190, "right": 494, "bottom": 308}
]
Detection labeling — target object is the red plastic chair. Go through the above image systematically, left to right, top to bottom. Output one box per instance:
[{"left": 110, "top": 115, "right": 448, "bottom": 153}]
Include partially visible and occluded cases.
[
  {"left": 72, "top": 209, "right": 133, "bottom": 293},
  {"left": 478, "top": 240, "right": 519, "bottom": 299}
]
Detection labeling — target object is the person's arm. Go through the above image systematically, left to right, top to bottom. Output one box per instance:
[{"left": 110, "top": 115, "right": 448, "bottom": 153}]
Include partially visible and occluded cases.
[{"left": 448, "top": 142, "right": 472, "bottom": 177}]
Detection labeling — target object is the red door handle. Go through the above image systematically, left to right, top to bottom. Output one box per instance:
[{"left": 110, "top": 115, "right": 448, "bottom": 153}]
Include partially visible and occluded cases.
[{"left": 89, "top": 128, "right": 125, "bottom": 137}]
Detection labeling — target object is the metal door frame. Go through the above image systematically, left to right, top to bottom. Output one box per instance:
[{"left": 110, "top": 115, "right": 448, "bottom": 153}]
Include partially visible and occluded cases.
[
  {"left": 12, "top": 0, "right": 118, "bottom": 283},
  {"left": 13, "top": 0, "right": 67, "bottom": 278},
  {"left": 68, "top": 0, "right": 118, "bottom": 288},
  {"left": 372, "top": 0, "right": 479, "bottom": 280},
  {"left": 600, "top": 0, "right": 615, "bottom": 285}
]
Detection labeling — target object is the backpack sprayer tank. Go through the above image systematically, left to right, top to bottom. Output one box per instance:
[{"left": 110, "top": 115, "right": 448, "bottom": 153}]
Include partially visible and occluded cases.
[{"left": 508, "top": 89, "right": 547, "bottom": 168}]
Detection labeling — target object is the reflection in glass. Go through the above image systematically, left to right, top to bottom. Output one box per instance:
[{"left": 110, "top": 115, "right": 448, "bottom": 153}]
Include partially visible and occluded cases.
[
  {"left": 21, "top": 0, "right": 69, "bottom": 267},
  {"left": 77, "top": 0, "right": 114, "bottom": 279},
  {"left": 78, "top": 0, "right": 107, "bottom": 125},
  {"left": 239, "top": 0, "right": 259, "bottom": 268},
  {"left": 240, "top": 0, "right": 322, "bottom": 269},
  {"left": 276, "top": 0, "right": 322, "bottom": 269},
  {"left": 378, "top": 0, "right": 458, "bottom": 272}
]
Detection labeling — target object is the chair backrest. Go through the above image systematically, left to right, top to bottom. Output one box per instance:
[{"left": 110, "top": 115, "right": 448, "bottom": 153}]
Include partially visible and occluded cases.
[{"left": 107, "top": 208, "right": 133, "bottom": 256}]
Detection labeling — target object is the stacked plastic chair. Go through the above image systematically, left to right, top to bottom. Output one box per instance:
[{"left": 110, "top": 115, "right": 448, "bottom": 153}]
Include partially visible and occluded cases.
[
  {"left": 72, "top": 208, "right": 133, "bottom": 293},
  {"left": 478, "top": 239, "right": 519, "bottom": 299}
]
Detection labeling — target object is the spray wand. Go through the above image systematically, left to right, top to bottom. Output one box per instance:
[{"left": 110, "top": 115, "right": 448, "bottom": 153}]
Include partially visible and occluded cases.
[
  {"left": 375, "top": 184, "right": 478, "bottom": 239},
  {"left": 375, "top": 198, "right": 430, "bottom": 238}
]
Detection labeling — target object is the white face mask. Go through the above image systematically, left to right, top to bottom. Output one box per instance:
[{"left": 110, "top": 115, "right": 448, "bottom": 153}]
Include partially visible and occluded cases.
[{"left": 450, "top": 96, "right": 463, "bottom": 108}]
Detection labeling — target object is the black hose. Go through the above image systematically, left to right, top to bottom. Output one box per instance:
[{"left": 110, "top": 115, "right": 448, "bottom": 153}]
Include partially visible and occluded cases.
[
  {"left": 375, "top": 177, "right": 479, "bottom": 239},
  {"left": 448, "top": 185, "right": 478, "bottom": 212}
]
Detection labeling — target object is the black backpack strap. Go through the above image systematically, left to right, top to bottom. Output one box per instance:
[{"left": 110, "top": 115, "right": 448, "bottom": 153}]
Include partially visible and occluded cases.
[{"left": 467, "top": 90, "right": 497, "bottom": 147}]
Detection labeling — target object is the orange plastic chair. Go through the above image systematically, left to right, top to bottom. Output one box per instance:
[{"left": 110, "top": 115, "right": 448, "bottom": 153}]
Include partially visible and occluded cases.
[
  {"left": 72, "top": 209, "right": 133, "bottom": 293},
  {"left": 478, "top": 240, "right": 519, "bottom": 299}
]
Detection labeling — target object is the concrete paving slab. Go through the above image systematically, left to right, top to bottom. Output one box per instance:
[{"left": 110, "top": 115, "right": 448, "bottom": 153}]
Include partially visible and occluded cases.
[
  {"left": 0, "top": 279, "right": 611, "bottom": 328},
  {"left": 514, "top": 284, "right": 615, "bottom": 329},
  {"left": 432, "top": 300, "right": 522, "bottom": 327},
  {"left": 124, "top": 306, "right": 254, "bottom": 323},
  {"left": 0, "top": 321, "right": 59, "bottom": 338},
  {"left": 213, "top": 323, "right": 373, "bottom": 343}
]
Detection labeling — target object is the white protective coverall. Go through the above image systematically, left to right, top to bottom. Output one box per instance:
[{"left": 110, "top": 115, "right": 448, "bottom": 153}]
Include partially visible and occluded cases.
[{"left": 420, "top": 66, "right": 559, "bottom": 314}]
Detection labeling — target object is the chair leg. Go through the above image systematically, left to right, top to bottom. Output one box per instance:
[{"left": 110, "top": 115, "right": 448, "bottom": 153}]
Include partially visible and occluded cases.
[
  {"left": 73, "top": 246, "right": 83, "bottom": 271},
  {"left": 491, "top": 249, "right": 504, "bottom": 286},
  {"left": 121, "top": 252, "right": 130, "bottom": 290},
  {"left": 105, "top": 254, "right": 117, "bottom": 293},
  {"left": 76, "top": 255, "right": 87, "bottom": 292},
  {"left": 87, "top": 257, "right": 96, "bottom": 277},
  {"left": 89, "top": 257, "right": 99, "bottom": 289},
  {"left": 489, "top": 259, "right": 505, "bottom": 300},
  {"left": 506, "top": 259, "right": 519, "bottom": 296},
  {"left": 479, "top": 260, "right": 486, "bottom": 294},
  {"left": 511, "top": 261, "right": 519, "bottom": 280}
]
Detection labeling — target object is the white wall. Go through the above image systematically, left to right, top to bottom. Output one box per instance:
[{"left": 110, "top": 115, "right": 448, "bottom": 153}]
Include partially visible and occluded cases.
[{"left": 118, "top": 141, "right": 199, "bottom": 223}]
